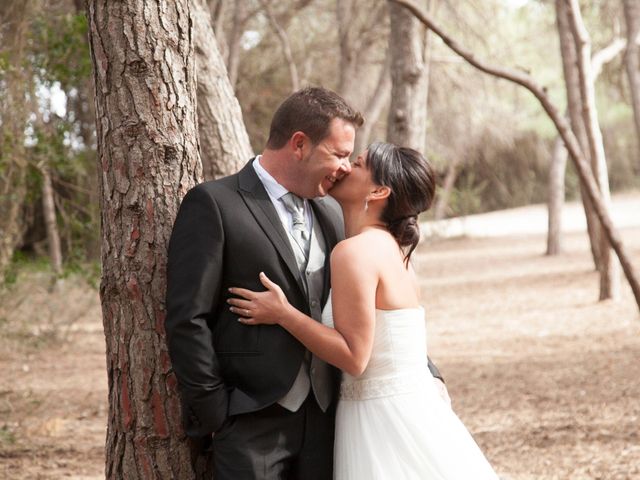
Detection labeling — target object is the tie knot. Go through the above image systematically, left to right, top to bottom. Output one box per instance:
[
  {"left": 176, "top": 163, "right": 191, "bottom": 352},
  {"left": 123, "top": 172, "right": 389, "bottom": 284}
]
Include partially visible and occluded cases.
[{"left": 281, "top": 192, "right": 305, "bottom": 217}]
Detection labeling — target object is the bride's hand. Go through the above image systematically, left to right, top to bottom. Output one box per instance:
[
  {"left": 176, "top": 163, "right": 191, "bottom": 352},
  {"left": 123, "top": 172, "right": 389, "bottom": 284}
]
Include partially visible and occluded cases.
[{"left": 227, "top": 272, "right": 291, "bottom": 325}]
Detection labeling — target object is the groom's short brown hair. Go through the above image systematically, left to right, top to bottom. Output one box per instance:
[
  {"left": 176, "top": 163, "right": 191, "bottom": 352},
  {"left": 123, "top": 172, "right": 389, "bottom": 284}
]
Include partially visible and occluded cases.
[{"left": 266, "top": 87, "right": 363, "bottom": 149}]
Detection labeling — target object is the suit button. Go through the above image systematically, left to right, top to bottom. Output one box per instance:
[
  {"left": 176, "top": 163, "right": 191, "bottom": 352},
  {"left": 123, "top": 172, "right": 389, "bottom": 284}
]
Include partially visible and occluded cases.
[{"left": 311, "top": 300, "right": 318, "bottom": 307}]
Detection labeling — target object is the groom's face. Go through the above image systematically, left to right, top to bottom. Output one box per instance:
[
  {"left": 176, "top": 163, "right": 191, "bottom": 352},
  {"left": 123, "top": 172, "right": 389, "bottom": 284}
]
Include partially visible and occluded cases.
[{"left": 298, "top": 118, "right": 355, "bottom": 198}]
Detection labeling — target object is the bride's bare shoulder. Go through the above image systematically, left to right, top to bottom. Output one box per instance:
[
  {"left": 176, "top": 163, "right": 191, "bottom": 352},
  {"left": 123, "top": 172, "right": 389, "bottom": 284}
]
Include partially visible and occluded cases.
[{"left": 331, "top": 230, "right": 395, "bottom": 263}]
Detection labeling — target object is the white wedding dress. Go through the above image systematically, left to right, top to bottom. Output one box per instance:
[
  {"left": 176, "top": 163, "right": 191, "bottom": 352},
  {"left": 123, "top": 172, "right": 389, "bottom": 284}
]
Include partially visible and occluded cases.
[{"left": 322, "top": 297, "right": 499, "bottom": 480}]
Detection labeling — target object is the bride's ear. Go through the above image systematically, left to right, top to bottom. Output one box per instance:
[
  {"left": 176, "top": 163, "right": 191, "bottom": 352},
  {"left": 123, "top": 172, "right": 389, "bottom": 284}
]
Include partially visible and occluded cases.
[{"left": 369, "top": 185, "right": 391, "bottom": 201}]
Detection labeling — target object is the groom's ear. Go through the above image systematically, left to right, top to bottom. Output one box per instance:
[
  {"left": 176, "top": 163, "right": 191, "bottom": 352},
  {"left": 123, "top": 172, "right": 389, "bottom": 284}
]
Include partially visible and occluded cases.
[{"left": 290, "top": 131, "right": 309, "bottom": 159}]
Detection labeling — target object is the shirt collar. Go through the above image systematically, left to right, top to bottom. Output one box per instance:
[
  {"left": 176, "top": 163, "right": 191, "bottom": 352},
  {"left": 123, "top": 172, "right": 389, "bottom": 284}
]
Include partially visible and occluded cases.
[{"left": 252, "top": 155, "right": 292, "bottom": 201}]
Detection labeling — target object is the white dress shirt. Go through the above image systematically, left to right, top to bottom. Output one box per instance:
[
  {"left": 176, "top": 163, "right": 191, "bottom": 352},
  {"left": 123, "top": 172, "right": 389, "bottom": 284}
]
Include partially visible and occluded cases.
[{"left": 252, "top": 156, "right": 313, "bottom": 232}]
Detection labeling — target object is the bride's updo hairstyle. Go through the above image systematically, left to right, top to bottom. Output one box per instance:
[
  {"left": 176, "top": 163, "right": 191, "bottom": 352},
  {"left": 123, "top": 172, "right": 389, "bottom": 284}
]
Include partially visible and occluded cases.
[{"left": 366, "top": 142, "right": 436, "bottom": 265}]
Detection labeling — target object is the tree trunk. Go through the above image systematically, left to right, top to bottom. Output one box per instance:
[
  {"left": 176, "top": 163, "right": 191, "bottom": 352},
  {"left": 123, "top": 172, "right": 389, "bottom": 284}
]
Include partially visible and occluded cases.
[
  {"left": 194, "top": 0, "right": 253, "bottom": 180},
  {"left": 225, "top": 0, "right": 245, "bottom": 90},
  {"left": 337, "top": 0, "right": 356, "bottom": 97},
  {"left": 387, "top": 0, "right": 431, "bottom": 150},
  {"left": 387, "top": 0, "right": 640, "bottom": 311},
  {"left": 555, "top": 0, "right": 601, "bottom": 270},
  {"left": 567, "top": 0, "right": 620, "bottom": 300},
  {"left": 623, "top": 0, "right": 640, "bottom": 163},
  {"left": 0, "top": 1, "right": 31, "bottom": 283},
  {"left": 86, "top": 1, "right": 208, "bottom": 477},
  {"left": 261, "top": 1, "right": 300, "bottom": 92},
  {"left": 353, "top": 53, "right": 392, "bottom": 156},
  {"left": 546, "top": 136, "right": 567, "bottom": 255},
  {"left": 433, "top": 157, "right": 460, "bottom": 221},
  {"left": 40, "top": 165, "right": 63, "bottom": 275}
]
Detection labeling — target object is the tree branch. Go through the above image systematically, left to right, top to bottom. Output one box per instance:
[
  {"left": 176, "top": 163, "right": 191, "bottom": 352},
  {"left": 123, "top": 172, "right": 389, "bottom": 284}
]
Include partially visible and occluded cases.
[{"left": 388, "top": 0, "right": 640, "bottom": 311}]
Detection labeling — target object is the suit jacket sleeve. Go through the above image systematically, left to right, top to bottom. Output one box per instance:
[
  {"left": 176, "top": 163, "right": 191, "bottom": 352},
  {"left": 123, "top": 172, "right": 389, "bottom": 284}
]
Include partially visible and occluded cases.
[{"left": 165, "top": 185, "right": 228, "bottom": 437}]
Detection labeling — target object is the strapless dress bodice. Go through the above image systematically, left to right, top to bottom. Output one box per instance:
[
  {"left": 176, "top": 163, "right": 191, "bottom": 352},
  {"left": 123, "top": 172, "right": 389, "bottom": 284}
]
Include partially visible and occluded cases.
[{"left": 321, "top": 299, "right": 431, "bottom": 400}]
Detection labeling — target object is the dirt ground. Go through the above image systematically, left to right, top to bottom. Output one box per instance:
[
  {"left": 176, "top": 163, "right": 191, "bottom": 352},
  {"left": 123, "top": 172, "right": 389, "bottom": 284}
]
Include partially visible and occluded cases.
[{"left": 1, "top": 223, "right": 639, "bottom": 479}]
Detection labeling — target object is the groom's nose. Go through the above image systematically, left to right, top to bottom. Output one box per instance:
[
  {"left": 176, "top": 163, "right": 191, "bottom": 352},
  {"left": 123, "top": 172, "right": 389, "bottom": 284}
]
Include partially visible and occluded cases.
[{"left": 339, "top": 157, "right": 352, "bottom": 174}]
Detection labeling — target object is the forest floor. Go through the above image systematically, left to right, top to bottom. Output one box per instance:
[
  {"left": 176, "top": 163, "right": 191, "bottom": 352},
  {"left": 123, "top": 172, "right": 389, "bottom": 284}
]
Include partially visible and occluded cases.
[{"left": 1, "top": 194, "right": 639, "bottom": 479}]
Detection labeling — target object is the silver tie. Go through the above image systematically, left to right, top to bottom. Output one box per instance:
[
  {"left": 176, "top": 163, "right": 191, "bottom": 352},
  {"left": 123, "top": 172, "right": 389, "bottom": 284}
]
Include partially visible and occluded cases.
[{"left": 281, "top": 192, "right": 310, "bottom": 259}]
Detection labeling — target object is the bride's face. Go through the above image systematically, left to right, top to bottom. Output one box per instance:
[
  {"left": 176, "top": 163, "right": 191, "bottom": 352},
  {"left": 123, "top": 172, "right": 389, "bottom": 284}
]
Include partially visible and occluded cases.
[{"left": 329, "top": 150, "right": 376, "bottom": 207}]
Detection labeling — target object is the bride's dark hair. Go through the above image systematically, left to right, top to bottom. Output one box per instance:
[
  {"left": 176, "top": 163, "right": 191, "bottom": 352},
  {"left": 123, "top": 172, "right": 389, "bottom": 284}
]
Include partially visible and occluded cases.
[{"left": 366, "top": 142, "right": 436, "bottom": 265}]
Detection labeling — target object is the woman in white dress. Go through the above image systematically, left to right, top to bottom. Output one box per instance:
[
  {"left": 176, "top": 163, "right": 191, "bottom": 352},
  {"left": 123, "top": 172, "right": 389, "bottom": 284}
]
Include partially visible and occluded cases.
[{"left": 228, "top": 142, "right": 499, "bottom": 479}]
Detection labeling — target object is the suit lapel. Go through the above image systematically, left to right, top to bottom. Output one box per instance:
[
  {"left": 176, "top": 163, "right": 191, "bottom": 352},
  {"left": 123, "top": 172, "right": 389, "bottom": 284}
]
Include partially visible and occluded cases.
[
  {"left": 237, "top": 161, "right": 307, "bottom": 297},
  {"left": 310, "top": 198, "right": 341, "bottom": 306}
]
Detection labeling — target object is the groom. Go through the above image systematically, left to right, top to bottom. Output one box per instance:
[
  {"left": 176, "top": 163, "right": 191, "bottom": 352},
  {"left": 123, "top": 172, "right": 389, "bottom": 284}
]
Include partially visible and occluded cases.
[{"left": 165, "top": 87, "right": 444, "bottom": 479}]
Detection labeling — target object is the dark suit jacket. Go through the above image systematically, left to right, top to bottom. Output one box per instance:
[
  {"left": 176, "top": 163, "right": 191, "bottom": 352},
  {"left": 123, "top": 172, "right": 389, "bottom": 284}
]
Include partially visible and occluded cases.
[
  {"left": 165, "top": 159, "right": 443, "bottom": 438},
  {"left": 165, "top": 160, "right": 344, "bottom": 437}
]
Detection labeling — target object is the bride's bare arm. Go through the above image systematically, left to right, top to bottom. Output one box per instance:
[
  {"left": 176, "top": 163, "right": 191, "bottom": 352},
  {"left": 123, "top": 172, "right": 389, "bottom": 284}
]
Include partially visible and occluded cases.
[{"left": 228, "top": 239, "right": 378, "bottom": 377}]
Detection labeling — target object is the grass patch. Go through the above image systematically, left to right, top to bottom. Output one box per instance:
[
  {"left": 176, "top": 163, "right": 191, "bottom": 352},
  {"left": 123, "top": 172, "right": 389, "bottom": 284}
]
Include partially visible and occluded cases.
[{"left": 0, "top": 425, "right": 17, "bottom": 445}]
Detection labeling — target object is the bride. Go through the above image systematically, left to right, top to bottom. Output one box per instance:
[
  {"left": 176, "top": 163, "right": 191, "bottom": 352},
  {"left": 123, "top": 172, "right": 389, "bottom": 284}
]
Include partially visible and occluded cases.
[{"left": 228, "top": 142, "right": 499, "bottom": 479}]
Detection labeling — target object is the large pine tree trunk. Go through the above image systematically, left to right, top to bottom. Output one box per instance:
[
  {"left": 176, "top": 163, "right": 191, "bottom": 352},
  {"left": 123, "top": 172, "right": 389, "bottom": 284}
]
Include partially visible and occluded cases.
[
  {"left": 193, "top": 0, "right": 253, "bottom": 180},
  {"left": 386, "top": 0, "right": 431, "bottom": 150},
  {"left": 555, "top": 0, "right": 601, "bottom": 269},
  {"left": 567, "top": 0, "right": 620, "bottom": 300},
  {"left": 623, "top": 0, "right": 640, "bottom": 162},
  {"left": 86, "top": 1, "right": 207, "bottom": 477}
]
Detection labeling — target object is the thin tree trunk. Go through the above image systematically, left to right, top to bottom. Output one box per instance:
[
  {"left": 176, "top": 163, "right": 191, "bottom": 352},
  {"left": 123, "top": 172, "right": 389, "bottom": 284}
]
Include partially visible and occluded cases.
[
  {"left": 194, "top": 0, "right": 253, "bottom": 180},
  {"left": 226, "top": 0, "right": 245, "bottom": 90},
  {"left": 261, "top": 0, "right": 300, "bottom": 92},
  {"left": 337, "top": 0, "right": 358, "bottom": 98},
  {"left": 387, "top": 0, "right": 640, "bottom": 311},
  {"left": 387, "top": 0, "right": 431, "bottom": 150},
  {"left": 556, "top": 0, "right": 601, "bottom": 270},
  {"left": 567, "top": 0, "right": 620, "bottom": 300},
  {"left": 623, "top": 0, "right": 640, "bottom": 161},
  {"left": 0, "top": 1, "right": 31, "bottom": 283},
  {"left": 86, "top": 1, "right": 207, "bottom": 477},
  {"left": 547, "top": 32, "right": 624, "bottom": 258},
  {"left": 353, "top": 53, "right": 392, "bottom": 156},
  {"left": 546, "top": 136, "right": 567, "bottom": 255},
  {"left": 433, "top": 158, "right": 460, "bottom": 221},
  {"left": 39, "top": 165, "right": 63, "bottom": 275}
]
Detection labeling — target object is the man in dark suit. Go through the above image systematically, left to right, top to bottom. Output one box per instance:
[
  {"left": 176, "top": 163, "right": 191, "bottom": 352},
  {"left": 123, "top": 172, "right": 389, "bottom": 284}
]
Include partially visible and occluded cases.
[{"left": 165, "top": 87, "right": 443, "bottom": 479}]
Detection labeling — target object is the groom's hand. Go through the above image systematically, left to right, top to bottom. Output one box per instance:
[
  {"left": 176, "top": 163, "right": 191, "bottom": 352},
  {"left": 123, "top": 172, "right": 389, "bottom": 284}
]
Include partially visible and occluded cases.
[{"left": 434, "top": 378, "right": 451, "bottom": 407}]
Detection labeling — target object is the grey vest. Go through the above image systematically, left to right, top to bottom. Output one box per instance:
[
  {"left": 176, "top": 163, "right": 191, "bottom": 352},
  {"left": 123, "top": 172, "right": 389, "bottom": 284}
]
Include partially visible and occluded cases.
[{"left": 278, "top": 208, "right": 333, "bottom": 412}]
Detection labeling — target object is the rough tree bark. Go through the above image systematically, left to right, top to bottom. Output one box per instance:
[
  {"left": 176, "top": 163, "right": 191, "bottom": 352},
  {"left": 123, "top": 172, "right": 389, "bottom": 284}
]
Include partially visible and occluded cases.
[
  {"left": 194, "top": 0, "right": 253, "bottom": 180},
  {"left": 387, "top": 0, "right": 432, "bottom": 150},
  {"left": 388, "top": 0, "right": 640, "bottom": 311},
  {"left": 555, "top": 0, "right": 601, "bottom": 268},
  {"left": 567, "top": 0, "right": 620, "bottom": 300},
  {"left": 623, "top": 0, "right": 640, "bottom": 160},
  {"left": 86, "top": 1, "right": 208, "bottom": 477},
  {"left": 546, "top": 136, "right": 567, "bottom": 255}
]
